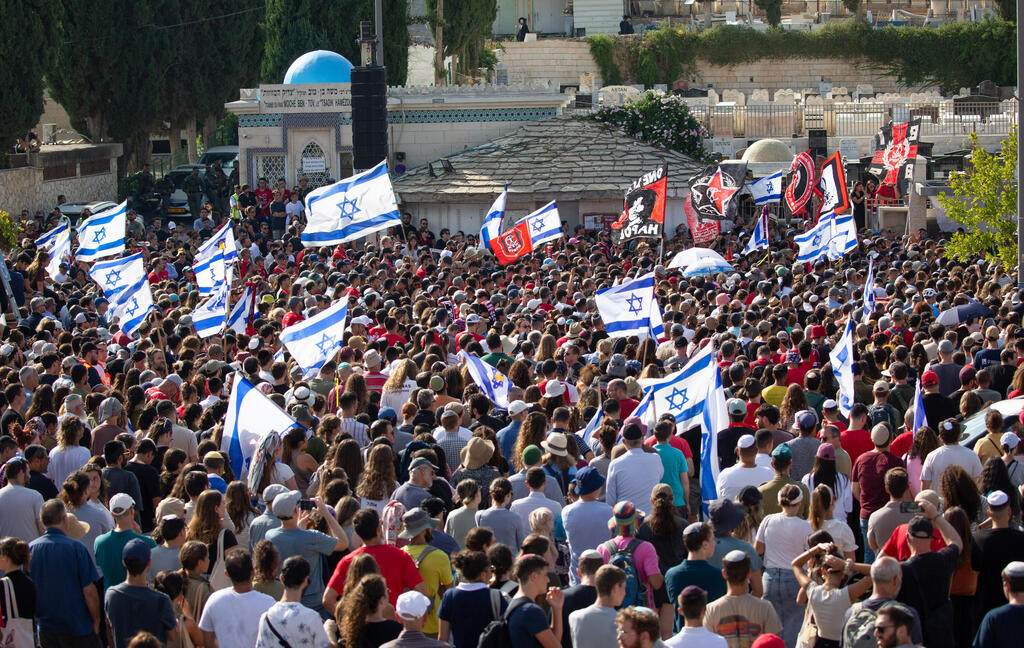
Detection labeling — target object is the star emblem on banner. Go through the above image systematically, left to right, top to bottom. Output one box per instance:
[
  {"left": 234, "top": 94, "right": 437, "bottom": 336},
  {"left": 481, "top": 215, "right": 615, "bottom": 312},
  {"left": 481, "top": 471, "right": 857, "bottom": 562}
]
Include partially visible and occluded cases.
[
  {"left": 707, "top": 170, "right": 739, "bottom": 216},
  {"left": 765, "top": 181, "right": 774, "bottom": 193},
  {"left": 336, "top": 196, "right": 360, "bottom": 220},
  {"left": 531, "top": 217, "right": 546, "bottom": 233},
  {"left": 92, "top": 227, "right": 106, "bottom": 243},
  {"left": 811, "top": 231, "right": 826, "bottom": 247},
  {"left": 208, "top": 267, "right": 218, "bottom": 283},
  {"left": 104, "top": 269, "right": 122, "bottom": 285},
  {"left": 626, "top": 294, "right": 645, "bottom": 315},
  {"left": 124, "top": 299, "right": 139, "bottom": 317},
  {"left": 315, "top": 333, "right": 336, "bottom": 355},
  {"left": 491, "top": 371, "right": 507, "bottom": 390},
  {"left": 666, "top": 386, "right": 689, "bottom": 411}
]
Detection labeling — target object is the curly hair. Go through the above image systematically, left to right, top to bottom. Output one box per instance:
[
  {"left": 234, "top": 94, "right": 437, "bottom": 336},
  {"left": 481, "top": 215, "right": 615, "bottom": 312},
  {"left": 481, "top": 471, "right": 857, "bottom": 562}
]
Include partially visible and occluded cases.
[
  {"left": 513, "top": 412, "right": 548, "bottom": 470},
  {"left": 908, "top": 426, "right": 939, "bottom": 460},
  {"left": 356, "top": 444, "right": 396, "bottom": 501},
  {"left": 939, "top": 464, "right": 981, "bottom": 522},
  {"left": 225, "top": 480, "right": 259, "bottom": 533},
  {"left": 186, "top": 489, "right": 224, "bottom": 547},
  {"left": 339, "top": 574, "right": 388, "bottom": 648}
]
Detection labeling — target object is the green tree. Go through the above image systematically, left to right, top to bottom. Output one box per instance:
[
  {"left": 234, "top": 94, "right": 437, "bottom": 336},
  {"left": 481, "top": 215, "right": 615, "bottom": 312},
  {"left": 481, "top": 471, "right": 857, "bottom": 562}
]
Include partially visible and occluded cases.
[
  {"left": 0, "top": 0, "right": 61, "bottom": 159},
  {"left": 48, "top": 0, "right": 173, "bottom": 172},
  {"left": 261, "top": 0, "right": 408, "bottom": 86},
  {"left": 425, "top": 0, "right": 497, "bottom": 82},
  {"left": 754, "top": 0, "right": 783, "bottom": 26},
  {"left": 994, "top": 0, "right": 1015, "bottom": 20},
  {"left": 588, "top": 91, "right": 711, "bottom": 162},
  {"left": 938, "top": 127, "right": 1018, "bottom": 271}
]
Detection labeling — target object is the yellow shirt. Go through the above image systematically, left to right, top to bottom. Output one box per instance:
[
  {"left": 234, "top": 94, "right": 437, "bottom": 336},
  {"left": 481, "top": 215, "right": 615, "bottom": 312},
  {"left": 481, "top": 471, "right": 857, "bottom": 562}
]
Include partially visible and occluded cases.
[
  {"left": 761, "top": 385, "right": 788, "bottom": 408},
  {"left": 975, "top": 432, "right": 1004, "bottom": 465},
  {"left": 403, "top": 543, "right": 453, "bottom": 634}
]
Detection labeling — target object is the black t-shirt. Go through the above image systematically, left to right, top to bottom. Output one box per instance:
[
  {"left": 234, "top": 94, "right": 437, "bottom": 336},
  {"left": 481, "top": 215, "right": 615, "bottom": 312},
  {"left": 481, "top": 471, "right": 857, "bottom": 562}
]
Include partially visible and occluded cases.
[
  {"left": 270, "top": 200, "right": 287, "bottom": 225},
  {"left": 922, "top": 393, "right": 955, "bottom": 428},
  {"left": 0, "top": 408, "right": 23, "bottom": 436},
  {"left": 718, "top": 425, "right": 755, "bottom": 468},
  {"left": 126, "top": 461, "right": 161, "bottom": 532},
  {"left": 28, "top": 470, "right": 58, "bottom": 500},
  {"left": 636, "top": 521, "right": 685, "bottom": 574},
  {"left": 975, "top": 527, "right": 1024, "bottom": 615},
  {"left": 898, "top": 544, "right": 960, "bottom": 648},
  {"left": 0, "top": 569, "right": 36, "bottom": 619},
  {"left": 559, "top": 584, "right": 596, "bottom": 648},
  {"left": 363, "top": 619, "right": 402, "bottom": 648}
]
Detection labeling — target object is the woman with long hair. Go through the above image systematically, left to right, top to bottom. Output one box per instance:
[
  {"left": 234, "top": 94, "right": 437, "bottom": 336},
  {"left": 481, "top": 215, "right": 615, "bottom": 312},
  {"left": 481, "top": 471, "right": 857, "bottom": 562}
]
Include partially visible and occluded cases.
[
  {"left": 535, "top": 334, "right": 557, "bottom": 362},
  {"left": 380, "top": 359, "right": 417, "bottom": 411},
  {"left": 345, "top": 373, "right": 375, "bottom": 418},
  {"left": 24, "top": 384, "right": 54, "bottom": 423},
  {"left": 778, "top": 384, "right": 809, "bottom": 432},
  {"left": 512, "top": 412, "right": 548, "bottom": 471},
  {"left": 47, "top": 416, "right": 90, "bottom": 488},
  {"left": 905, "top": 426, "right": 939, "bottom": 495},
  {"left": 280, "top": 428, "right": 317, "bottom": 495},
  {"left": 246, "top": 432, "right": 297, "bottom": 497},
  {"left": 332, "top": 438, "right": 364, "bottom": 493},
  {"left": 356, "top": 444, "right": 397, "bottom": 515},
  {"left": 801, "top": 444, "right": 853, "bottom": 522},
  {"left": 981, "top": 456, "right": 1021, "bottom": 523},
  {"left": 939, "top": 464, "right": 983, "bottom": 523},
  {"left": 60, "top": 469, "right": 112, "bottom": 563},
  {"left": 476, "top": 478, "right": 526, "bottom": 550},
  {"left": 224, "top": 480, "right": 259, "bottom": 551},
  {"left": 636, "top": 484, "right": 685, "bottom": 636},
  {"left": 808, "top": 485, "right": 856, "bottom": 558},
  {"left": 733, "top": 486, "right": 764, "bottom": 545},
  {"left": 185, "top": 490, "right": 237, "bottom": 587},
  {"left": 944, "top": 505, "right": 980, "bottom": 648},
  {"left": 528, "top": 508, "right": 567, "bottom": 585},
  {"left": 0, "top": 537, "right": 35, "bottom": 648},
  {"left": 252, "top": 539, "right": 284, "bottom": 600},
  {"left": 438, "top": 550, "right": 508, "bottom": 648},
  {"left": 341, "top": 553, "right": 382, "bottom": 597},
  {"left": 337, "top": 575, "right": 401, "bottom": 648}
]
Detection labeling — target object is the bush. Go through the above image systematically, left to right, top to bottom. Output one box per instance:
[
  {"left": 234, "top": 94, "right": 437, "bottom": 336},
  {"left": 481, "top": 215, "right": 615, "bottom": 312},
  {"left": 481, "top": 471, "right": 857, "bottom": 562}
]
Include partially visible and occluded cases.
[{"left": 587, "top": 91, "right": 712, "bottom": 162}]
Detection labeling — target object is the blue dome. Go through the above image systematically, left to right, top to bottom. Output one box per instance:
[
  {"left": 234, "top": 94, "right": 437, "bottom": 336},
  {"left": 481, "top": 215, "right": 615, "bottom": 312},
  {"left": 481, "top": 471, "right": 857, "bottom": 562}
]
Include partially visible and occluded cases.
[{"left": 283, "top": 50, "right": 353, "bottom": 84}]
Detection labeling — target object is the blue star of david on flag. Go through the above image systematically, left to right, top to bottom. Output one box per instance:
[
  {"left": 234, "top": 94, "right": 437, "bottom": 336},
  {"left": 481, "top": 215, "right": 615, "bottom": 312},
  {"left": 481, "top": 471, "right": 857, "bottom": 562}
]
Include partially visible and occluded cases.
[
  {"left": 750, "top": 171, "right": 783, "bottom": 205},
  {"left": 337, "top": 196, "right": 360, "bottom": 220},
  {"left": 531, "top": 217, "right": 546, "bottom": 233},
  {"left": 92, "top": 227, "right": 106, "bottom": 243},
  {"left": 104, "top": 269, "right": 122, "bottom": 285},
  {"left": 626, "top": 294, "right": 645, "bottom": 315},
  {"left": 124, "top": 298, "right": 139, "bottom": 317},
  {"left": 315, "top": 334, "right": 336, "bottom": 355},
  {"left": 491, "top": 371, "right": 507, "bottom": 390},
  {"left": 666, "top": 386, "right": 689, "bottom": 410}
]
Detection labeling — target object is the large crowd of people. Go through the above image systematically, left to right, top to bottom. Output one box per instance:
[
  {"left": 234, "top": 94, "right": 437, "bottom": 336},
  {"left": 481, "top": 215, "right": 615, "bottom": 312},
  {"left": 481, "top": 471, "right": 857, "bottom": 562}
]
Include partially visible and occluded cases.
[{"left": 0, "top": 179, "right": 1023, "bottom": 648}]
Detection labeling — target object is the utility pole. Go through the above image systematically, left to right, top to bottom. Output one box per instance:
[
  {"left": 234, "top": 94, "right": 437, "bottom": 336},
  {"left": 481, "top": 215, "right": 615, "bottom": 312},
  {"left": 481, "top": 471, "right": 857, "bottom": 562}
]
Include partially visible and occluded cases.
[{"left": 375, "top": 0, "right": 385, "bottom": 69}]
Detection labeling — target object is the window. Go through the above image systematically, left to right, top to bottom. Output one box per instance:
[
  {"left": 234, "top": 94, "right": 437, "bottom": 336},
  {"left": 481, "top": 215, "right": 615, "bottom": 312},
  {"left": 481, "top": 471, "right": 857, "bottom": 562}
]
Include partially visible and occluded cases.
[
  {"left": 297, "top": 142, "right": 330, "bottom": 188},
  {"left": 254, "top": 155, "right": 286, "bottom": 188},
  {"left": 79, "top": 159, "right": 111, "bottom": 176},
  {"left": 42, "top": 163, "right": 77, "bottom": 181}
]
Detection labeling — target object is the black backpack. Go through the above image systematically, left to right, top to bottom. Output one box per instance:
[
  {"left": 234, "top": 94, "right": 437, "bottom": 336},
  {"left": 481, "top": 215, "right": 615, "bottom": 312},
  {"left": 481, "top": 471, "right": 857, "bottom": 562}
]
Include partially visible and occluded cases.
[{"left": 477, "top": 596, "right": 531, "bottom": 648}]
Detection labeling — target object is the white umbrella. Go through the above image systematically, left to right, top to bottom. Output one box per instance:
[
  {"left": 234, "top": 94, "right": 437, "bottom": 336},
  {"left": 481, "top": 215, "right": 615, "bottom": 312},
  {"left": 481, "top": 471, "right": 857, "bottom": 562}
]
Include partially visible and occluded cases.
[
  {"left": 667, "top": 247, "right": 729, "bottom": 270},
  {"left": 681, "top": 257, "right": 735, "bottom": 277}
]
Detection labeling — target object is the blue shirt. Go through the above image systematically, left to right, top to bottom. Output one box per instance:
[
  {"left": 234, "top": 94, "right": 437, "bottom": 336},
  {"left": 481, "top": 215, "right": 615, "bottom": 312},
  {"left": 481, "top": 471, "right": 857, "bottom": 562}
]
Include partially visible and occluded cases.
[
  {"left": 497, "top": 421, "right": 521, "bottom": 462},
  {"left": 654, "top": 443, "right": 689, "bottom": 506},
  {"left": 265, "top": 526, "right": 338, "bottom": 610},
  {"left": 30, "top": 528, "right": 101, "bottom": 635},
  {"left": 94, "top": 529, "right": 157, "bottom": 590},
  {"left": 664, "top": 559, "right": 727, "bottom": 632},
  {"left": 439, "top": 585, "right": 508, "bottom": 648},
  {"left": 508, "top": 598, "right": 550, "bottom": 648},
  {"left": 974, "top": 603, "right": 1024, "bottom": 648}
]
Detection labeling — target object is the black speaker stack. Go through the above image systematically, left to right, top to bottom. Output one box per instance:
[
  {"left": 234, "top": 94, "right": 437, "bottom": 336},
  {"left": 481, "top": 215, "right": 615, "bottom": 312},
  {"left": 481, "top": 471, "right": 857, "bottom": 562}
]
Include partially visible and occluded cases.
[{"left": 351, "top": 66, "right": 389, "bottom": 171}]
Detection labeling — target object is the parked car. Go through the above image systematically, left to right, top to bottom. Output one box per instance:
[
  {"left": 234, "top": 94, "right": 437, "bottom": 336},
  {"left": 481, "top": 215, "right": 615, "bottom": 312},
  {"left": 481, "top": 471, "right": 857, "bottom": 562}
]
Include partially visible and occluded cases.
[
  {"left": 164, "top": 166, "right": 200, "bottom": 219},
  {"left": 58, "top": 201, "right": 119, "bottom": 225},
  {"left": 959, "top": 396, "right": 1024, "bottom": 449}
]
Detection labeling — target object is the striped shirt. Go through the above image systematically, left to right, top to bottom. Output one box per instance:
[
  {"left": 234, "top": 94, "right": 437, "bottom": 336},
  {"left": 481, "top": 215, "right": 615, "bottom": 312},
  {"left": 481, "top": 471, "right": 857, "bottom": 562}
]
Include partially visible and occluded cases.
[
  {"left": 364, "top": 372, "right": 387, "bottom": 393},
  {"left": 339, "top": 417, "right": 370, "bottom": 447}
]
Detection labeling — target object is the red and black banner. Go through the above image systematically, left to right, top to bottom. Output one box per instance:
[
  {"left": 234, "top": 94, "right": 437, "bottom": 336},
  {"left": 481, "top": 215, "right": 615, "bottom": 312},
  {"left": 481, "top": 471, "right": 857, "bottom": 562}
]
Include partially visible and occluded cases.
[
  {"left": 869, "top": 119, "right": 921, "bottom": 197},
  {"left": 786, "top": 150, "right": 815, "bottom": 215},
  {"left": 817, "top": 152, "right": 850, "bottom": 214},
  {"left": 689, "top": 163, "right": 747, "bottom": 222},
  {"left": 613, "top": 167, "right": 668, "bottom": 242},
  {"left": 492, "top": 221, "right": 533, "bottom": 265}
]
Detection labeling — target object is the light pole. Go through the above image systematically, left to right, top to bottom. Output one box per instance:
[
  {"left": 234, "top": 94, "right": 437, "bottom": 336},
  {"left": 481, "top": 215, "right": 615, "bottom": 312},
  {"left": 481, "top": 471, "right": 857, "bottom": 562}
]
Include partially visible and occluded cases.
[{"left": 1017, "top": 5, "right": 1023, "bottom": 287}]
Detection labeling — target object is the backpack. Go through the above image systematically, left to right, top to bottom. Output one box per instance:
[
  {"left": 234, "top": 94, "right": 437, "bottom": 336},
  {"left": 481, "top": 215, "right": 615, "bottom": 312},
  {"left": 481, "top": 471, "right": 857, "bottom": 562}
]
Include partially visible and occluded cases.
[
  {"left": 868, "top": 403, "right": 897, "bottom": 432},
  {"left": 380, "top": 500, "right": 407, "bottom": 547},
  {"left": 603, "top": 538, "right": 647, "bottom": 607},
  {"left": 413, "top": 545, "right": 438, "bottom": 568},
  {"left": 477, "top": 596, "right": 531, "bottom": 648},
  {"left": 842, "top": 601, "right": 879, "bottom": 648}
]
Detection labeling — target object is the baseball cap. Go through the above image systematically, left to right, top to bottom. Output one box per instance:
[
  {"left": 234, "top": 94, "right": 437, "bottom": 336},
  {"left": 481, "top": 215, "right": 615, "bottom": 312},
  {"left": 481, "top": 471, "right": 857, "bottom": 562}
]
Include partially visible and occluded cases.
[
  {"left": 938, "top": 339, "right": 955, "bottom": 354},
  {"left": 921, "top": 370, "right": 939, "bottom": 386},
  {"left": 872, "top": 380, "right": 890, "bottom": 393},
  {"left": 727, "top": 398, "right": 747, "bottom": 416},
  {"left": 508, "top": 400, "right": 529, "bottom": 416},
  {"left": 377, "top": 407, "right": 397, "bottom": 422},
  {"left": 796, "top": 410, "right": 817, "bottom": 429},
  {"left": 1001, "top": 432, "right": 1020, "bottom": 449},
  {"left": 815, "top": 443, "right": 835, "bottom": 461},
  {"left": 409, "top": 456, "right": 439, "bottom": 472},
  {"left": 572, "top": 466, "right": 605, "bottom": 497},
  {"left": 262, "top": 483, "right": 289, "bottom": 504},
  {"left": 271, "top": 490, "right": 302, "bottom": 518},
  {"left": 109, "top": 493, "right": 136, "bottom": 516},
  {"left": 907, "top": 515, "right": 934, "bottom": 539},
  {"left": 122, "top": 538, "right": 152, "bottom": 565},
  {"left": 395, "top": 591, "right": 432, "bottom": 621},
  {"left": 751, "top": 635, "right": 785, "bottom": 648}
]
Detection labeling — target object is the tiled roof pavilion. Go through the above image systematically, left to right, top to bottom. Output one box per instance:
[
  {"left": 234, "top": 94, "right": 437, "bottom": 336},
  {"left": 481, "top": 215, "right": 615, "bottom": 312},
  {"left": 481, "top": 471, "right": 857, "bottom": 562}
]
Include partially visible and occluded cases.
[{"left": 393, "top": 114, "right": 704, "bottom": 203}]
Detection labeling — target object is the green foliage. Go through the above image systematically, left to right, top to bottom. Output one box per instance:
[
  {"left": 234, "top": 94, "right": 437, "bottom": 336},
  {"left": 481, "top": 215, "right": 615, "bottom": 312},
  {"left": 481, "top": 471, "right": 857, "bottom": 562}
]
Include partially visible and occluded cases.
[
  {"left": 0, "top": 0, "right": 61, "bottom": 155},
  {"left": 262, "top": 0, "right": 409, "bottom": 86},
  {"left": 425, "top": 0, "right": 498, "bottom": 80},
  {"left": 754, "top": 0, "right": 783, "bottom": 27},
  {"left": 842, "top": 0, "right": 860, "bottom": 16},
  {"left": 994, "top": 0, "right": 1015, "bottom": 20},
  {"left": 585, "top": 20, "right": 1016, "bottom": 94},
  {"left": 587, "top": 91, "right": 711, "bottom": 162},
  {"left": 213, "top": 113, "right": 240, "bottom": 147},
  {"left": 939, "top": 128, "right": 1018, "bottom": 271},
  {"left": 0, "top": 211, "right": 23, "bottom": 252}
]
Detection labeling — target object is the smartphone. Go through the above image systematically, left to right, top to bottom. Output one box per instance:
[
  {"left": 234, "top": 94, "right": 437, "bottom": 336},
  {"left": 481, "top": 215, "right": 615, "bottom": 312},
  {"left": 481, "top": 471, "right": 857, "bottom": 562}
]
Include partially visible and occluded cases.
[
  {"left": 299, "top": 499, "right": 316, "bottom": 511},
  {"left": 899, "top": 502, "right": 921, "bottom": 513}
]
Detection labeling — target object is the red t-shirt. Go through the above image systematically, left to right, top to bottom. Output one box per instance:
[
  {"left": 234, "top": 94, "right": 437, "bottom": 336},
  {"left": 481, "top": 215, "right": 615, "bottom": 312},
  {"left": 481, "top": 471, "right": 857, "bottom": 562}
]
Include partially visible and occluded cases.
[
  {"left": 255, "top": 188, "right": 273, "bottom": 215},
  {"left": 147, "top": 269, "right": 168, "bottom": 284},
  {"left": 282, "top": 312, "right": 305, "bottom": 328},
  {"left": 381, "top": 333, "right": 408, "bottom": 347},
  {"left": 618, "top": 398, "right": 640, "bottom": 419},
  {"left": 744, "top": 402, "right": 760, "bottom": 428},
  {"left": 822, "top": 418, "right": 848, "bottom": 434},
  {"left": 840, "top": 428, "right": 874, "bottom": 464},
  {"left": 889, "top": 430, "right": 914, "bottom": 459},
  {"left": 643, "top": 434, "right": 693, "bottom": 458},
  {"left": 852, "top": 450, "right": 906, "bottom": 519},
  {"left": 879, "top": 523, "right": 946, "bottom": 560},
  {"left": 326, "top": 544, "right": 424, "bottom": 606}
]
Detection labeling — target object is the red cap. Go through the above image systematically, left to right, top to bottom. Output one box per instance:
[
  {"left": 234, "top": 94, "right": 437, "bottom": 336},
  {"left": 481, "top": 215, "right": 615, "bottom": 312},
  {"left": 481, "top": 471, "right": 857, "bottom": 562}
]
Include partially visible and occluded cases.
[
  {"left": 525, "top": 283, "right": 535, "bottom": 290},
  {"left": 810, "top": 325, "right": 826, "bottom": 339},
  {"left": 921, "top": 370, "right": 939, "bottom": 387},
  {"left": 751, "top": 635, "right": 785, "bottom": 648}
]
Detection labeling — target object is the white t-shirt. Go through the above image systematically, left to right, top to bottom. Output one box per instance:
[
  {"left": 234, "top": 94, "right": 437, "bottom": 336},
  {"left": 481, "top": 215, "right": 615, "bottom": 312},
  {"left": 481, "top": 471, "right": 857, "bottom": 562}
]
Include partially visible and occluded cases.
[
  {"left": 284, "top": 201, "right": 304, "bottom": 229},
  {"left": 921, "top": 444, "right": 983, "bottom": 483},
  {"left": 716, "top": 464, "right": 774, "bottom": 501},
  {"left": 755, "top": 513, "right": 813, "bottom": 570},
  {"left": 806, "top": 584, "right": 852, "bottom": 640},
  {"left": 198, "top": 588, "right": 275, "bottom": 648},
  {"left": 255, "top": 601, "right": 330, "bottom": 648},
  {"left": 666, "top": 626, "right": 728, "bottom": 648}
]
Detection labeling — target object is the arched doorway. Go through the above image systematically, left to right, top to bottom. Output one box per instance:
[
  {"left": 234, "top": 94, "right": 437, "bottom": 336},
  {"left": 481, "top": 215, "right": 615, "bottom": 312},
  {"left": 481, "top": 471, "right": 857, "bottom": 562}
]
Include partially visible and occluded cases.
[{"left": 297, "top": 141, "right": 331, "bottom": 188}]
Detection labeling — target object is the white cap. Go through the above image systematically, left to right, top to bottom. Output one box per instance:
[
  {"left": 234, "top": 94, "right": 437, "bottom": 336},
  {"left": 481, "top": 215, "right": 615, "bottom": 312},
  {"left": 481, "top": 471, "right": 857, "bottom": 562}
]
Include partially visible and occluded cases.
[
  {"left": 527, "top": 298, "right": 542, "bottom": 311},
  {"left": 466, "top": 314, "right": 481, "bottom": 324},
  {"left": 351, "top": 315, "right": 372, "bottom": 326},
  {"left": 822, "top": 399, "right": 838, "bottom": 410},
  {"left": 508, "top": 400, "right": 529, "bottom": 416},
  {"left": 1002, "top": 432, "right": 1020, "bottom": 449},
  {"left": 737, "top": 434, "right": 756, "bottom": 449},
  {"left": 987, "top": 490, "right": 1009, "bottom": 507},
  {"left": 109, "top": 493, "right": 136, "bottom": 516},
  {"left": 723, "top": 550, "right": 748, "bottom": 564},
  {"left": 395, "top": 591, "right": 432, "bottom": 620}
]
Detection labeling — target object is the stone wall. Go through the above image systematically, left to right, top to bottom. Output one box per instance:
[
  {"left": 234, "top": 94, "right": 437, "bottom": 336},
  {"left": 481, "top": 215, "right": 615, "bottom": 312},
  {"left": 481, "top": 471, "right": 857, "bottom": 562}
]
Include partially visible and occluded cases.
[
  {"left": 495, "top": 40, "right": 604, "bottom": 88},
  {"left": 0, "top": 163, "right": 118, "bottom": 216}
]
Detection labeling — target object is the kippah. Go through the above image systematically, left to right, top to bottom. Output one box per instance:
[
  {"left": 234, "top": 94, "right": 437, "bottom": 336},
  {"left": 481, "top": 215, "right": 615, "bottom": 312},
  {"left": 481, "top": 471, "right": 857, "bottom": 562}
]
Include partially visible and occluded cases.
[
  {"left": 737, "top": 434, "right": 756, "bottom": 449},
  {"left": 987, "top": 490, "right": 1009, "bottom": 507},
  {"left": 682, "top": 522, "right": 704, "bottom": 536},
  {"left": 723, "top": 550, "right": 748, "bottom": 564},
  {"left": 1004, "top": 561, "right": 1024, "bottom": 578}
]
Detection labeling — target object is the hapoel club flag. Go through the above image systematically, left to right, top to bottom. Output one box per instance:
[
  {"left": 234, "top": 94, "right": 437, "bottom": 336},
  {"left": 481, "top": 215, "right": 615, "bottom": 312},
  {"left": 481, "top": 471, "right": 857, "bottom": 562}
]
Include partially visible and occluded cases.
[
  {"left": 869, "top": 119, "right": 921, "bottom": 197},
  {"left": 786, "top": 150, "right": 816, "bottom": 215},
  {"left": 817, "top": 152, "right": 851, "bottom": 215},
  {"left": 689, "top": 163, "right": 747, "bottom": 221},
  {"left": 613, "top": 167, "right": 667, "bottom": 242},
  {"left": 684, "top": 192, "right": 720, "bottom": 245},
  {"left": 491, "top": 220, "right": 533, "bottom": 265}
]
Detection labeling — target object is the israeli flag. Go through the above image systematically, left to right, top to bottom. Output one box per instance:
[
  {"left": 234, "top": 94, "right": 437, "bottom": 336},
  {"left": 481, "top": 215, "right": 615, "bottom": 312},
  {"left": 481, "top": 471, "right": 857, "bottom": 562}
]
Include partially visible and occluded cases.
[
  {"left": 300, "top": 160, "right": 401, "bottom": 247},
  {"left": 749, "top": 171, "right": 783, "bottom": 205},
  {"left": 481, "top": 185, "right": 507, "bottom": 251},
  {"left": 75, "top": 201, "right": 127, "bottom": 262},
  {"left": 517, "top": 201, "right": 562, "bottom": 247},
  {"left": 742, "top": 207, "right": 769, "bottom": 256},
  {"left": 794, "top": 211, "right": 835, "bottom": 264},
  {"left": 826, "top": 213, "right": 858, "bottom": 261},
  {"left": 35, "top": 220, "right": 69, "bottom": 250},
  {"left": 194, "top": 221, "right": 237, "bottom": 295},
  {"left": 44, "top": 226, "right": 72, "bottom": 281},
  {"left": 89, "top": 252, "right": 145, "bottom": 304},
  {"left": 862, "top": 258, "right": 876, "bottom": 324},
  {"left": 596, "top": 272, "right": 657, "bottom": 340},
  {"left": 111, "top": 276, "right": 155, "bottom": 338},
  {"left": 192, "top": 285, "right": 229, "bottom": 338},
  {"left": 227, "top": 285, "right": 254, "bottom": 334},
  {"left": 650, "top": 299, "right": 665, "bottom": 341},
  {"left": 279, "top": 300, "right": 348, "bottom": 377},
  {"left": 830, "top": 318, "right": 856, "bottom": 417},
  {"left": 635, "top": 343, "right": 716, "bottom": 431},
  {"left": 461, "top": 351, "right": 512, "bottom": 410},
  {"left": 700, "top": 362, "right": 728, "bottom": 510},
  {"left": 222, "top": 375, "right": 300, "bottom": 479},
  {"left": 912, "top": 378, "right": 928, "bottom": 436},
  {"left": 581, "top": 406, "right": 603, "bottom": 442}
]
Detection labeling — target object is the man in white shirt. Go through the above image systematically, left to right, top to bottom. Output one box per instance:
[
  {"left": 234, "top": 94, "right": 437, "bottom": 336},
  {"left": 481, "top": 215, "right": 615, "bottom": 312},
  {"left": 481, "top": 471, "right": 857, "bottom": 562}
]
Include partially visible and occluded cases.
[
  {"left": 284, "top": 193, "right": 304, "bottom": 230},
  {"left": 921, "top": 418, "right": 983, "bottom": 490},
  {"left": 605, "top": 422, "right": 664, "bottom": 511},
  {"left": 715, "top": 435, "right": 774, "bottom": 501},
  {"left": 509, "top": 468, "right": 562, "bottom": 529},
  {"left": 199, "top": 549, "right": 275, "bottom": 648},
  {"left": 256, "top": 556, "right": 330, "bottom": 648},
  {"left": 666, "top": 585, "right": 727, "bottom": 648}
]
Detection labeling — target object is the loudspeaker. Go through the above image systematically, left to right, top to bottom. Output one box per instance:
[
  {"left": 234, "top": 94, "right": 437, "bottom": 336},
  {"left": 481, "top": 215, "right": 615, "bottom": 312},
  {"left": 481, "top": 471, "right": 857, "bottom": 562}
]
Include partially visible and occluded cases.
[{"left": 351, "top": 66, "right": 389, "bottom": 171}]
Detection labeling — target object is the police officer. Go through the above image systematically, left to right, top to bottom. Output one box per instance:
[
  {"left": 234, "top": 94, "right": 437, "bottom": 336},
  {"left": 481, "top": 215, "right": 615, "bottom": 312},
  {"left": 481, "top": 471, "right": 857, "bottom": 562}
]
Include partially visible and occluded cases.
[
  {"left": 203, "top": 164, "right": 220, "bottom": 216},
  {"left": 183, "top": 167, "right": 204, "bottom": 220},
  {"left": 154, "top": 173, "right": 173, "bottom": 220}
]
